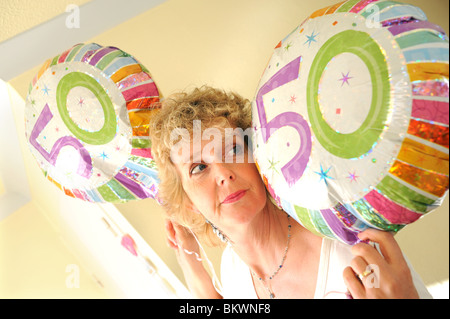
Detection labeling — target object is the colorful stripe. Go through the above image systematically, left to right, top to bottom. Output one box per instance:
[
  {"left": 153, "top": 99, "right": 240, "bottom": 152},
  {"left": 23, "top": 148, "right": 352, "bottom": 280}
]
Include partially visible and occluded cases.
[
  {"left": 336, "top": 0, "right": 362, "bottom": 13},
  {"left": 348, "top": 0, "right": 380, "bottom": 13},
  {"left": 359, "top": 0, "right": 403, "bottom": 14},
  {"left": 325, "top": 1, "right": 347, "bottom": 14},
  {"left": 376, "top": 5, "right": 427, "bottom": 23},
  {"left": 309, "top": 6, "right": 330, "bottom": 19},
  {"left": 382, "top": 17, "right": 418, "bottom": 27},
  {"left": 388, "top": 20, "right": 445, "bottom": 36},
  {"left": 396, "top": 30, "right": 447, "bottom": 50},
  {"left": 64, "top": 43, "right": 84, "bottom": 62},
  {"left": 72, "top": 43, "right": 101, "bottom": 61},
  {"left": 89, "top": 46, "right": 118, "bottom": 66},
  {"left": 403, "top": 47, "right": 449, "bottom": 63},
  {"left": 57, "top": 48, "right": 71, "bottom": 64},
  {"left": 81, "top": 49, "right": 99, "bottom": 63},
  {"left": 95, "top": 50, "right": 125, "bottom": 70},
  {"left": 50, "top": 54, "right": 60, "bottom": 67},
  {"left": 103, "top": 57, "right": 138, "bottom": 77},
  {"left": 37, "top": 58, "right": 51, "bottom": 80},
  {"left": 407, "top": 62, "right": 449, "bottom": 82},
  {"left": 111, "top": 64, "right": 143, "bottom": 83},
  {"left": 117, "top": 72, "right": 152, "bottom": 90},
  {"left": 412, "top": 81, "right": 449, "bottom": 98},
  {"left": 121, "top": 82, "right": 159, "bottom": 101},
  {"left": 126, "top": 97, "right": 161, "bottom": 111},
  {"left": 412, "top": 98, "right": 449, "bottom": 124},
  {"left": 128, "top": 108, "right": 158, "bottom": 127},
  {"left": 407, "top": 119, "right": 449, "bottom": 148},
  {"left": 132, "top": 125, "right": 150, "bottom": 137},
  {"left": 132, "top": 137, "right": 151, "bottom": 149},
  {"left": 397, "top": 137, "right": 449, "bottom": 175},
  {"left": 131, "top": 148, "right": 153, "bottom": 158},
  {"left": 124, "top": 160, "right": 158, "bottom": 178},
  {"left": 389, "top": 160, "right": 448, "bottom": 197},
  {"left": 114, "top": 172, "right": 151, "bottom": 199},
  {"left": 376, "top": 175, "right": 436, "bottom": 212},
  {"left": 97, "top": 181, "right": 126, "bottom": 202},
  {"left": 63, "top": 187, "right": 76, "bottom": 198},
  {"left": 72, "top": 189, "right": 86, "bottom": 200},
  {"left": 85, "top": 189, "right": 103, "bottom": 202},
  {"left": 364, "top": 189, "right": 423, "bottom": 224},
  {"left": 345, "top": 200, "right": 405, "bottom": 232},
  {"left": 333, "top": 203, "right": 359, "bottom": 228},
  {"left": 294, "top": 206, "right": 319, "bottom": 235},
  {"left": 309, "top": 209, "right": 337, "bottom": 239},
  {"left": 321, "top": 209, "right": 360, "bottom": 244}
]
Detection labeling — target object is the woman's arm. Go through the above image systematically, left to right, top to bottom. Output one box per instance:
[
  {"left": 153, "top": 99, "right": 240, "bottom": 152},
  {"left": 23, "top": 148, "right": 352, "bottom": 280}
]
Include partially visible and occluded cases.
[
  {"left": 165, "top": 219, "right": 222, "bottom": 299},
  {"left": 343, "top": 229, "right": 420, "bottom": 299}
]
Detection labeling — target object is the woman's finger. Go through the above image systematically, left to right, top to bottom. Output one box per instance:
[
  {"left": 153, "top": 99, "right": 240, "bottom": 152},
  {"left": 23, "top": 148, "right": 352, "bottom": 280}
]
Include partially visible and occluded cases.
[
  {"left": 357, "top": 229, "right": 404, "bottom": 265},
  {"left": 351, "top": 240, "right": 384, "bottom": 267},
  {"left": 350, "top": 256, "right": 369, "bottom": 279},
  {"left": 343, "top": 266, "right": 366, "bottom": 299}
]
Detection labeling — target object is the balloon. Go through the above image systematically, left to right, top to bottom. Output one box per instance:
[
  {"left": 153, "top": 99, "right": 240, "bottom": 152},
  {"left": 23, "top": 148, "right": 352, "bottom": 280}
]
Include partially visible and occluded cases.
[
  {"left": 252, "top": 0, "right": 449, "bottom": 244},
  {"left": 25, "top": 43, "right": 162, "bottom": 203}
]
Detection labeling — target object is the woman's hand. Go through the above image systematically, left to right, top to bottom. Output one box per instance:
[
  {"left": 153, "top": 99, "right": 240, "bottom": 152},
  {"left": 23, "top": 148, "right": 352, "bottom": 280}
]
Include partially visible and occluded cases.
[
  {"left": 165, "top": 219, "right": 201, "bottom": 261},
  {"left": 165, "top": 219, "right": 222, "bottom": 299},
  {"left": 343, "top": 229, "right": 419, "bottom": 299}
]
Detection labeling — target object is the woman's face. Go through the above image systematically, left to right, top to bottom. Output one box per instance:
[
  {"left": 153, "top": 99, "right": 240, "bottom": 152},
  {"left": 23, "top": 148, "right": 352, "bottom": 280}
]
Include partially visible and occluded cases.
[{"left": 173, "top": 127, "right": 267, "bottom": 231}]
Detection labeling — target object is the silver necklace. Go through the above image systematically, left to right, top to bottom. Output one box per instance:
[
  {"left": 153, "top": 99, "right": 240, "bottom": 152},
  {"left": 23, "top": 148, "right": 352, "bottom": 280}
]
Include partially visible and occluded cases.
[{"left": 251, "top": 214, "right": 292, "bottom": 299}]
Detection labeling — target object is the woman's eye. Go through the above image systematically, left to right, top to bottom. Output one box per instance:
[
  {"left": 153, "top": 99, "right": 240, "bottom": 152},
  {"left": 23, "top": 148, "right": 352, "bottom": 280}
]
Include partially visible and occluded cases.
[
  {"left": 227, "top": 144, "right": 243, "bottom": 157},
  {"left": 233, "top": 144, "right": 243, "bottom": 155},
  {"left": 190, "top": 163, "right": 207, "bottom": 175}
]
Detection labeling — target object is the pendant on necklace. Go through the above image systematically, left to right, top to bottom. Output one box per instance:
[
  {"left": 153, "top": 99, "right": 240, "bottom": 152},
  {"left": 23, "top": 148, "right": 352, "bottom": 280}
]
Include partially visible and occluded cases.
[{"left": 269, "top": 293, "right": 275, "bottom": 299}]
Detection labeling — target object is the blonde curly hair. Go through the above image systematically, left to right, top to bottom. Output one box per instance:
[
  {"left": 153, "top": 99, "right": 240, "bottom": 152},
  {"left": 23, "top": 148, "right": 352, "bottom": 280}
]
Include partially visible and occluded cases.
[{"left": 149, "top": 86, "right": 252, "bottom": 246}]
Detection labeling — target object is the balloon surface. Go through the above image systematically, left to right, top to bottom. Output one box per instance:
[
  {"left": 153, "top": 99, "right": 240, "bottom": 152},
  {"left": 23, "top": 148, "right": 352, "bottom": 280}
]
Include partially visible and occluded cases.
[
  {"left": 252, "top": 0, "right": 449, "bottom": 244},
  {"left": 25, "top": 43, "right": 162, "bottom": 203}
]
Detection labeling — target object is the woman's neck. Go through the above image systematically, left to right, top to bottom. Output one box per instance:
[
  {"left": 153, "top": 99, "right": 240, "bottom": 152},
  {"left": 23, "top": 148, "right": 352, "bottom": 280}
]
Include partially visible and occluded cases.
[{"left": 230, "top": 201, "right": 291, "bottom": 278}]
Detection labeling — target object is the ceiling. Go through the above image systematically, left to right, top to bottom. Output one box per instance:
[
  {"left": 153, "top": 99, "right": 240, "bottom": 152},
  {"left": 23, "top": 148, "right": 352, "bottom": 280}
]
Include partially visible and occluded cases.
[
  {"left": 0, "top": 0, "right": 167, "bottom": 81},
  {"left": 0, "top": 0, "right": 92, "bottom": 43}
]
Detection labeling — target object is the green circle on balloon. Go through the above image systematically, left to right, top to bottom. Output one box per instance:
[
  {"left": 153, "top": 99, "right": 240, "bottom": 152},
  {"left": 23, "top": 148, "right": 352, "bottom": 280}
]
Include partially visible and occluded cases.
[
  {"left": 307, "top": 30, "right": 390, "bottom": 159},
  {"left": 57, "top": 72, "right": 116, "bottom": 145}
]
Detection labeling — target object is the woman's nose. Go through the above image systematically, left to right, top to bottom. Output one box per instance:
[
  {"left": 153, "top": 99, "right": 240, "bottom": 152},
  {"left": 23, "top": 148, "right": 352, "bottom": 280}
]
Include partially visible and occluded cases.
[{"left": 214, "top": 164, "right": 235, "bottom": 186}]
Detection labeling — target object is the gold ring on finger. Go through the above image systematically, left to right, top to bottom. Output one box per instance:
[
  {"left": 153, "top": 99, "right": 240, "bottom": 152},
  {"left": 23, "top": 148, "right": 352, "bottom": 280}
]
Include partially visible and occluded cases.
[{"left": 358, "top": 269, "right": 372, "bottom": 281}]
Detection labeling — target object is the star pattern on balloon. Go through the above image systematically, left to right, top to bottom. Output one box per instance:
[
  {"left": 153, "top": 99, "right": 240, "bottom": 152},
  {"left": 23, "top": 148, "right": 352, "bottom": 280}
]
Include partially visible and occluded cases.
[
  {"left": 304, "top": 30, "right": 319, "bottom": 47},
  {"left": 339, "top": 71, "right": 353, "bottom": 86},
  {"left": 41, "top": 84, "right": 50, "bottom": 95},
  {"left": 289, "top": 95, "right": 297, "bottom": 104},
  {"left": 98, "top": 151, "right": 109, "bottom": 161},
  {"left": 268, "top": 157, "right": 280, "bottom": 175},
  {"left": 315, "top": 164, "right": 334, "bottom": 186},
  {"left": 347, "top": 171, "right": 359, "bottom": 183}
]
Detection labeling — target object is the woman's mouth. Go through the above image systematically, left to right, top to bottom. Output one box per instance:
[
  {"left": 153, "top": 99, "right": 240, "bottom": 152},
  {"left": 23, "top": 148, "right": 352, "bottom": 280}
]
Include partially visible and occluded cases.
[{"left": 222, "top": 190, "right": 247, "bottom": 204}]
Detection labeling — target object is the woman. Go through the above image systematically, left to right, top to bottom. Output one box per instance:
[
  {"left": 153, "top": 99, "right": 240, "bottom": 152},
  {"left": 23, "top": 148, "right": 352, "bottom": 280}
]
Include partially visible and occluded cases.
[{"left": 149, "top": 86, "right": 431, "bottom": 299}]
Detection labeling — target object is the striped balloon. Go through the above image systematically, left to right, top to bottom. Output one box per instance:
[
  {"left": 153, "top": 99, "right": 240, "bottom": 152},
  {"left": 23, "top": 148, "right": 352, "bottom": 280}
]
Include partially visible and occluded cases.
[
  {"left": 252, "top": 0, "right": 449, "bottom": 245},
  {"left": 25, "top": 43, "right": 162, "bottom": 203}
]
